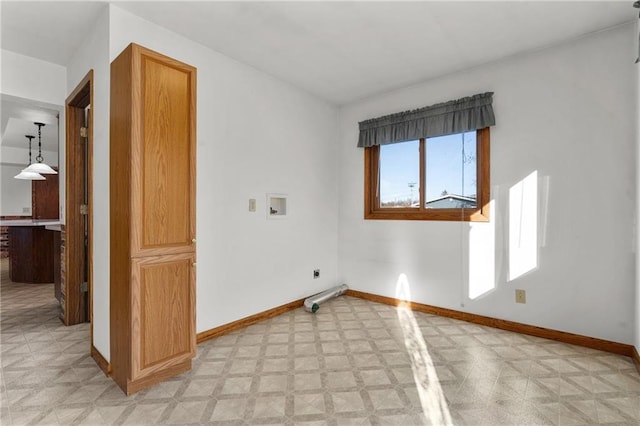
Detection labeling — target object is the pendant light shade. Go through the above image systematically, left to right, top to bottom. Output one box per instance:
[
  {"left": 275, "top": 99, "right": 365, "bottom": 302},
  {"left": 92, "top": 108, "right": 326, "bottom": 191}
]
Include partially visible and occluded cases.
[
  {"left": 23, "top": 122, "right": 57, "bottom": 175},
  {"left": 14, "top": 134, "right": 45, "bottom": 180},
  {"left": 24, "top": 162, "right": 57, "bottom": 174},
  {"left": 15, "top": 170, "right": 45, "bottom": 180}
]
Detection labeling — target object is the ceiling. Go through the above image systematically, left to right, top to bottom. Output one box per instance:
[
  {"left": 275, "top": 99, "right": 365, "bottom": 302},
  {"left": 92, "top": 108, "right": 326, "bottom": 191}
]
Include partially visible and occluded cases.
[
  {"left": 1, "top": 1, "right": 637, "bottom": 105},
  {"left": 1, "top": 1, "right": 108, "bottom": 68},
  {"left": 1, "top": 97, "right": 60, "bottom": 154}
]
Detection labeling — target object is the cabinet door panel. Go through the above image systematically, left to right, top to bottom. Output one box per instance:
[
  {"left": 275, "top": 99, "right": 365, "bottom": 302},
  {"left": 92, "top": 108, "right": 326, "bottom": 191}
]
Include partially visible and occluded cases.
[
  {"left": 136, "top": 55, "right": 195, "bottom": 254},
  {"left": 32, "top": 170, "right": 59, "bottom": 220},
  {"left": 131, "top": 254, "right": 195, "bottom": 379}
]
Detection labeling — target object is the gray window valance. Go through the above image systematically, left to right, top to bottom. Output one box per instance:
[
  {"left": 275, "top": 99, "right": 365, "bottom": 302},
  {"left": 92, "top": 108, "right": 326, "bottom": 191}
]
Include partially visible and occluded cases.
[{"left": 357, "top": 92, "right": 495, "bottom": 148}]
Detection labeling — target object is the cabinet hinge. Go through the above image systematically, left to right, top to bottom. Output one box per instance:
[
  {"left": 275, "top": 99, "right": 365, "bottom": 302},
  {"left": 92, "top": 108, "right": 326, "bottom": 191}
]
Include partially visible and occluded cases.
[
  {"left": 80, "top": 127, "right": 88, "bottom": 138},
  {"left": 80, "top": 204, "right": 88, "bottom": 215},
  {"left": 80, "top": 282, "right": 88, "bottom": 292}
]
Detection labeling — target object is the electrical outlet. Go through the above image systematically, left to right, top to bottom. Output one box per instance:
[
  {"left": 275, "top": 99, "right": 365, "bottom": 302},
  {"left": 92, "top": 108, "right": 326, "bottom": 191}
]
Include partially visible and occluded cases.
[
  {"left": 248, "top": 198, "right": 256, "bottom": 212},
  {"left": 313, "top": 269, "right": 320, "bottom": 279},
  {"left": 515, "top": 289, "right": 526, "bottom": 304}
]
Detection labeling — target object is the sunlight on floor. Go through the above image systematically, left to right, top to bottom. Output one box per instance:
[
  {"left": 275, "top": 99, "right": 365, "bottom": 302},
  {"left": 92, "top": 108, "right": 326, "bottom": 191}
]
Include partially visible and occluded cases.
[{"left": 395, "top": 273, "right": 453, "bottom": 425}]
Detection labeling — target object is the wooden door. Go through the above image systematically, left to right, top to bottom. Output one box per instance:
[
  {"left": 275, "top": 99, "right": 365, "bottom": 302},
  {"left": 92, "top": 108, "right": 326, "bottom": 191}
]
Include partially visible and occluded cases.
[
  {"left": 131, "top": 51, "right": 196, "bottom": 258},
  {"left": 66, "top": 71, "right": 93, "bottom": 327},
  {"left": 32, "top": 169, "right": 59, "bottom": 220},
  {"left": 131, "top": 253, "right": 195, "bottom": 381}
]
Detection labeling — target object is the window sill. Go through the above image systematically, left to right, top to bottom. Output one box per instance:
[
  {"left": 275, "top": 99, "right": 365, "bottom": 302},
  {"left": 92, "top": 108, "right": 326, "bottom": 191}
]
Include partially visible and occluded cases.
[{"left": 364, "top": 207, "right": 489, "bottom": 222}]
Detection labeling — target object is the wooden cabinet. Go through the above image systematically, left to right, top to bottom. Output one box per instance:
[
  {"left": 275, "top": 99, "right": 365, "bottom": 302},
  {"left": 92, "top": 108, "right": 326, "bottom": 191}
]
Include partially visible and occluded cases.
[
  {"left": 110, "top": 43, "right": 196, "bottom": 395},
  {"left": 32, "top": 168, "right": 59, "bottom": 220},
  {"left": 8, "top": 226, "right": 54, "bottom": 283},
  {"left": 53, "top": 230, "right": 61, "bottom": 300}
]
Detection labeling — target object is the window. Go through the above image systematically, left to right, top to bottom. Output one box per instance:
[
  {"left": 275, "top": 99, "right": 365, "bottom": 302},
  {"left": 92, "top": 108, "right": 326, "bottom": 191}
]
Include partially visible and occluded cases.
[
  {"left": 358, "top": 92, "right": 494, "bottom": 220},
  {"left": 364, "top": 127, "right": 490, "bottom": 221}
]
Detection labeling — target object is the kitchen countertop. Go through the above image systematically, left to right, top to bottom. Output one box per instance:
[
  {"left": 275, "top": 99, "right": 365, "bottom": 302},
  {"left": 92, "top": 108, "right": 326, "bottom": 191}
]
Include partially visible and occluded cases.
[{"left": 1, "top": 219, "right": 61, "bottom": 227}]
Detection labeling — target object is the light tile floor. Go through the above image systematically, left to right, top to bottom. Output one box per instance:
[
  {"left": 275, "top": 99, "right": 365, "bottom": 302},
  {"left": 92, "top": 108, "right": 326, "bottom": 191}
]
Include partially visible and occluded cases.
[{"left": 2, "top": 258, "right": 640, "bottom": 425}]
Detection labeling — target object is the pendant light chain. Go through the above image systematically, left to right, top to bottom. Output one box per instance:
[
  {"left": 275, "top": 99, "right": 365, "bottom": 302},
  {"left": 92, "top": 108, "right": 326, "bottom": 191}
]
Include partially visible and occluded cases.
[
  {"left": 23, "top": 122, "right": 57, "bottom": 175},
  {"left": 35, "top": 122, "right": 45, "bottom": 163},
  {"left": 26, "top": 135, "right": 34, "bottom": 165}
]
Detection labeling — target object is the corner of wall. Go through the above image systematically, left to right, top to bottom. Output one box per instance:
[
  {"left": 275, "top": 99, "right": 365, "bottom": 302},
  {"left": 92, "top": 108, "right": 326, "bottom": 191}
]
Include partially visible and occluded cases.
[
  {"left": 65, "top": 3, "right": 111, "bottom": 362},
  {"left": 635, "top": 18, "right": 640, "bottom": 354}
]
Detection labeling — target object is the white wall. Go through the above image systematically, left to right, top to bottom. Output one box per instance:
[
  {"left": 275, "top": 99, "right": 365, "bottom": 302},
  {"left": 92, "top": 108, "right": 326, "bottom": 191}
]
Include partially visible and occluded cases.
[
  {"left": 4, "top": 4, "right": 634, "bottom": 361},
  {"left": 81, "top": 6, "right": 338, "bottom": 361},
  {"left": 66, "top": 8, "right": 111, "bottom": 359},
  {"left": 635, "top": 19, "right": 640, "bottom": 354},
  {"left": 338, "top": 24, "right": 636, "bottom": 344},
  {"left": 1, "top": 50, "right": 66, "bottom": 220},
  {"left": 1, "top": 146, "right": 58, "bottom": 166},
  {"left": 1, "top": 147, "right": 58, "bottom": 217},
  {"left": 1, "top": 165, "right": 31, "bottom": 216}
]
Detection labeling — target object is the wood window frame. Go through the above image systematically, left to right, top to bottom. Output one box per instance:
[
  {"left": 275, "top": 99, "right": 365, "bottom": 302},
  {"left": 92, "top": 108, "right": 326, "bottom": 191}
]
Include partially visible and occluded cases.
[{"left": 364, "top": 127, "right": 490, "bottom": 222}]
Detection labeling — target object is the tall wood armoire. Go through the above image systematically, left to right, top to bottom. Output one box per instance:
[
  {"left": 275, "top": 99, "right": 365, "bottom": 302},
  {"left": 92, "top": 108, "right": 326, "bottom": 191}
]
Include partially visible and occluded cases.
[{"left": 110, "top": 43, "right": 196, "bottom": 395}]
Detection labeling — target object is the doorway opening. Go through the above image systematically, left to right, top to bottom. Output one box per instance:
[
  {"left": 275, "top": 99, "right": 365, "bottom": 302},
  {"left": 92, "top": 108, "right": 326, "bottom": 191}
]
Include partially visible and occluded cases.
[{"left": 65, "top": 71, "right": 96, "bottom": 361}]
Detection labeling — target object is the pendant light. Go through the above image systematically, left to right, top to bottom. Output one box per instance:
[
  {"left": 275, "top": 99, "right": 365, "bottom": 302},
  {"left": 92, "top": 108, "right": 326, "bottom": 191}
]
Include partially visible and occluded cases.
[
  {"left": 24, "top": 122, "right": 57, "bottom": 175},
  {"left": 14, "top": 135, "right": 45, "bottom": 180}
]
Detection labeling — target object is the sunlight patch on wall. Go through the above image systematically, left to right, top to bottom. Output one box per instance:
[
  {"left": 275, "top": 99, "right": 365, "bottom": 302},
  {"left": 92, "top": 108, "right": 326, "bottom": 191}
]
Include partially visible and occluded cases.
[
  {"left": 509, "top": 171, "right": 538, "bottom": 281},
  {"left": 468, "top": 200, "right": 495, "bottom": 299},
  {"left": 395, "top": 273, "right": 412, "bottom": 302},
  {"left": 395, "top": 274, "right": 452, "bottom": 425}
]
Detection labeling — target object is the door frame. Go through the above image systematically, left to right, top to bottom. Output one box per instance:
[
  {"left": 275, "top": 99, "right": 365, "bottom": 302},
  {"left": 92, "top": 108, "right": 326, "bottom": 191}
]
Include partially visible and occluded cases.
[{"left": 64, "top": 70, "right": 93, "bottom": 332}]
